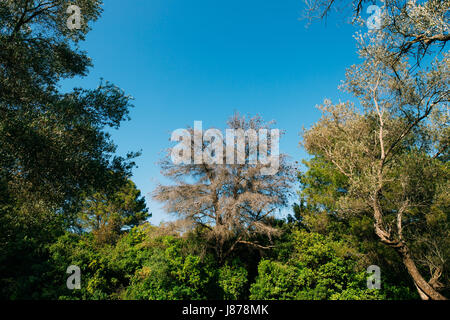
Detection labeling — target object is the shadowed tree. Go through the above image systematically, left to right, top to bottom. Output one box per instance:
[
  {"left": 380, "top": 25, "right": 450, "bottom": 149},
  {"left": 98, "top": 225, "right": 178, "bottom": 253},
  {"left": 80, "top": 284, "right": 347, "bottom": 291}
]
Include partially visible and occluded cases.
[
  {"left": 0, "top": 0, "right": 138, "bottom": 217},
  {"left": 304, "top": 0, "right": 449, "bottom": 65},
  {"left": 0, "top": 1, "right": 138, "bottom": 298}
]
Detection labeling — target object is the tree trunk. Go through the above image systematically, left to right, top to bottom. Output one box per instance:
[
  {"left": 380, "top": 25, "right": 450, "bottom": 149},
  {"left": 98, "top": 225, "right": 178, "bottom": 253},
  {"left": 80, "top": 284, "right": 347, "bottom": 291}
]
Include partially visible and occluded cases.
[
  {"left": 372, "top": 197, "right": 447, "bottom": 300},
  {"left": 398, "top": 245, "right": 447, "bottom": 300}
]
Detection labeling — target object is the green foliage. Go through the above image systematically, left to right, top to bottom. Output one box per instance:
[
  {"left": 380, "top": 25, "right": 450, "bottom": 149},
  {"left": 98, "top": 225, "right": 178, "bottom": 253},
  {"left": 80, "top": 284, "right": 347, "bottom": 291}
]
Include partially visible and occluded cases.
[
  {"left": 1, "top": 0, "right": 136, "bottom": 213},
  {"left": 0, "top": 1, "right": 140, "bottom": 299},
  {"left": 294, "top": 155, "right": 421, "bottom": 299},
  {"left": 79, "top": 179, "right": 150, "bottom": 245},
  {"left": 43, "top": 224, "right": 255, "bottom": 300},
  {"left": 250, "top": 230, "right": 389, "bottom": 300},
  {"left": 50, "top": 232, "right": 114, "bottom": 299},
  {"left": 125, "top": 234, "right": 219, "bottom": 300},
  {"left": 127, "top": 253, "right": 209, "bottom": 299},
  {"left": 249, "top": 260, "right": 300, "bottom": 300},
  {"left": 218, "top": 261, "right": 248, "bottom": 300}
]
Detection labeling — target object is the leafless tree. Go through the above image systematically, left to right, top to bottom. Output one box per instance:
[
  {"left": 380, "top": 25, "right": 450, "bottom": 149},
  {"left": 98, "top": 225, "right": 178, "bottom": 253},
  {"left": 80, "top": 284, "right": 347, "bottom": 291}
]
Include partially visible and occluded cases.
[{"left": 153, "top": 113, "right": 294, "bottom": 262}]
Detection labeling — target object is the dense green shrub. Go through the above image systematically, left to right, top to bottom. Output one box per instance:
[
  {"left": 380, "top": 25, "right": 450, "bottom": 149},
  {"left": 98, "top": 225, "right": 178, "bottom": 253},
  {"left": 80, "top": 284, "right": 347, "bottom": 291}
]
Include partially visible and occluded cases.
[
  {"left": 250, "top": 230, "right": 386, "bottom": 300},
  {"left": 125, "top": 236, "right": 216, "bottom": 300},
  {"left": 218, "top": 261, "right": 249, "bottom": 300}
]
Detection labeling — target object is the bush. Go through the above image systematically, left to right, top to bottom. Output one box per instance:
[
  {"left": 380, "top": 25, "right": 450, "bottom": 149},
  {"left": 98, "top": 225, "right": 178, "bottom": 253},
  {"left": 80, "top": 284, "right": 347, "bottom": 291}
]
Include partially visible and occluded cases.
[
  {"left": 250, "top": 230, "right": 385, "bottom": 300},
  {"left": 125, "top": 236, "right": 216, "bottom": 300},
  {"left": 218, "top": 260, "right": 248, "bottom": 300}
]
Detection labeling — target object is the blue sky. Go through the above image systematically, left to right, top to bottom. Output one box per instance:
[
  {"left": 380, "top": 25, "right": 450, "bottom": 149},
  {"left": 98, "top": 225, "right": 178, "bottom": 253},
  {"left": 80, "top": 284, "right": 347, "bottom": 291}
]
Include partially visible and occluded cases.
[{"left": 62, "top": 0, "right": 369, "bottom": 224}]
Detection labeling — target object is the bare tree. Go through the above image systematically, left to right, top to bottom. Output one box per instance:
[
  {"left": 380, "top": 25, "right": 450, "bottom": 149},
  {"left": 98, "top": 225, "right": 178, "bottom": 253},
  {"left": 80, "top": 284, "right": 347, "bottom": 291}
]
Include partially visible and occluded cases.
[{"left": 153, "top": 113, "right": 294, "bottom": 262}]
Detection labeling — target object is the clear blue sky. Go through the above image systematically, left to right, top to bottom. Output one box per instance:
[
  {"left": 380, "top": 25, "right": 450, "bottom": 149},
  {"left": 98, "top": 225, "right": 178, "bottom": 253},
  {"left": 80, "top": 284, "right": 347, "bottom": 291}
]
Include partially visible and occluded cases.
[{"left": 62, "top": 0, "right": 369, "bottom": 224}]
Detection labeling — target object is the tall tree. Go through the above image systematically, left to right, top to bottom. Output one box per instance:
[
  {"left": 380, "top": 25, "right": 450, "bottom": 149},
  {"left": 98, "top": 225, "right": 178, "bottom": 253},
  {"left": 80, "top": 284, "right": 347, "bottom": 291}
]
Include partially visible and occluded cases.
[
  {"left": 301, "top": 0, "right": 449, "bottom": 300},
  {"left": 0, "top": 1, "right": 138, "bottom": 298},
  {"left": 302, "top": 39, "right": 448, "bottom": 301},
  {"left": 153, "top": 114, "right": 294, "bottom": 262}
]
